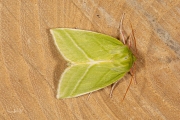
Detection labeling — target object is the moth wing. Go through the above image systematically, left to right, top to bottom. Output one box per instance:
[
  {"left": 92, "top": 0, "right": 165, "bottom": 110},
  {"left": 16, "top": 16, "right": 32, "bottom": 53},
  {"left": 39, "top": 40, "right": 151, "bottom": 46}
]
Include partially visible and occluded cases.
[
  {"left": 50, "top": 28, "right": 124, "bottom": 63},
  {"left": 57, "top": 63, "right": 126, "bottom": 98}
]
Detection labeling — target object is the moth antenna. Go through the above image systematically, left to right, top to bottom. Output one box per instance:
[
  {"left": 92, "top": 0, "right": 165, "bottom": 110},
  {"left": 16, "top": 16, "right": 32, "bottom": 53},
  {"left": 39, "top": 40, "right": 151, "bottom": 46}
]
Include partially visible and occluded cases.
[
  {"left": 119, "top": 13, "right": 126, "bottom": 44},
  {"left": 129, "top": 21, "right": 138, "bottom": 54},
  {"left": 110, "top": 81, "right": 119, "bottom": 97}
]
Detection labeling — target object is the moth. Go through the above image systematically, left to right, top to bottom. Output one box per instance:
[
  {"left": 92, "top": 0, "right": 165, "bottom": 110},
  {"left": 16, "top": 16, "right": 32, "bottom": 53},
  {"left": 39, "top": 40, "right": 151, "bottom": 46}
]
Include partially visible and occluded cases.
[{"left": 50, "top": 26, "right": 136, "bottom": 99}]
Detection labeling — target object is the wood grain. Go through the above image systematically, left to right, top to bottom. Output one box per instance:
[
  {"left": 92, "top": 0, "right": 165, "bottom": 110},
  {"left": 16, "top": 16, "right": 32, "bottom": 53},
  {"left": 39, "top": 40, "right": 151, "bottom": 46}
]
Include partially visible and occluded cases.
[{"left": 1, "top": 0, "right": 180, "bottom": 119}]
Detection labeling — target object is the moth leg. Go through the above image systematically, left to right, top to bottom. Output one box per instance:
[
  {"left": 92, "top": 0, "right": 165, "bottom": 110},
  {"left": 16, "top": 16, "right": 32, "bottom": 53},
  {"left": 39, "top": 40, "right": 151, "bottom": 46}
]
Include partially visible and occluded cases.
[
  {"left": 119, "top": 13, "right": 126, "bottom": 44},
  {"left": 130, "top": 63, "right": 137, "bottom": 84},
  {"left": 109, "top": 81, "right": 119, "bottom": 97},
  {"left": 86, "top": 92, "right": 92, "bottom": 100}
]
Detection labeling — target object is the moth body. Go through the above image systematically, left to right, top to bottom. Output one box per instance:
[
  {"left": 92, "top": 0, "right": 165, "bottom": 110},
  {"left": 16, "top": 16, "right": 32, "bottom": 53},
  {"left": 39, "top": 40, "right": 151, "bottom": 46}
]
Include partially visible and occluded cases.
[{"left": 50, "top": 28, "right": 136, "bottom": 98}]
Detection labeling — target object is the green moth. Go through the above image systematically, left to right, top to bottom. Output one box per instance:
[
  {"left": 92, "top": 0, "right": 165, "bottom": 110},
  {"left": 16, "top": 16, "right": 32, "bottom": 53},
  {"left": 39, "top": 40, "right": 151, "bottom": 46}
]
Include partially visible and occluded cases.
[{"left": 50, "top": 28, "right": 136, "bottom": 99}]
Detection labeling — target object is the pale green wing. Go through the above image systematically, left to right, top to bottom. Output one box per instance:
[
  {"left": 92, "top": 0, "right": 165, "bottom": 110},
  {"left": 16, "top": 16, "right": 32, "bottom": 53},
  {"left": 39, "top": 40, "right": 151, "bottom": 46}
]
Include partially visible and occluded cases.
[
  {"left": 50, "top": 28, "right": 124, "bottom": 63},
  {"left": 57, "top": 63, "right": 126, "bottom": 98}
]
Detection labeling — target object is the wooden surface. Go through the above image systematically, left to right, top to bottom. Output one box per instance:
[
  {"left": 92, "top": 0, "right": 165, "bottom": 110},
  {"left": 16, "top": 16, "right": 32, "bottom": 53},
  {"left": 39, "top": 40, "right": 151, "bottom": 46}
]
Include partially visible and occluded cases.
[{"left": 1, "top": 0, "right": 180, "bottom": 120}]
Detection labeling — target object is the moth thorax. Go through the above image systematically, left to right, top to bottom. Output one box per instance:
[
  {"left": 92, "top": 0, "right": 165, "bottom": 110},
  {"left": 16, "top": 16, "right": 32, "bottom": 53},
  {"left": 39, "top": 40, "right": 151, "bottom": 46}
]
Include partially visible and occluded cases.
[{"left": 111, "top": 49, "right": 135, "bottom": 72}]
